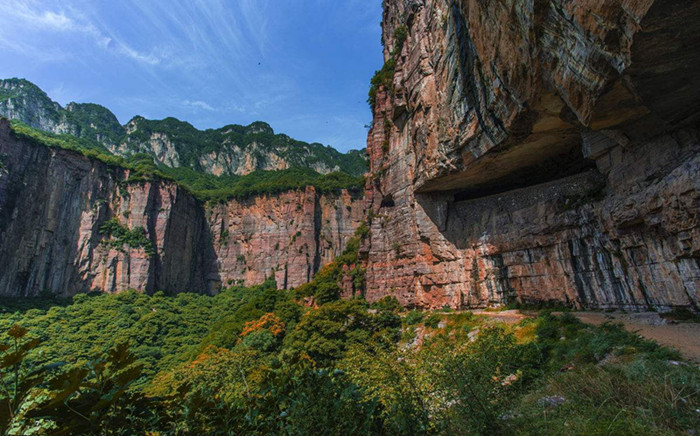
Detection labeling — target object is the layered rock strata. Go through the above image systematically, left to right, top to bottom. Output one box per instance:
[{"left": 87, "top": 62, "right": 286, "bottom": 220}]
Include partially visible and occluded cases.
[
  {"left": 364, "top": 0, "right": 700, "bottom": 311},
  {"left": 0, "top": 119, "right": 361, "bottom": 297}
]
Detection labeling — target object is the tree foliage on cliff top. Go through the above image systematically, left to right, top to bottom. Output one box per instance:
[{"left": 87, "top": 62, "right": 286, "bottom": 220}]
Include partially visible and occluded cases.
[
  {"left": 9, "top": 120, "right": 364, "bottom": 202},
  {"left": 163, "top": 165, "right": 364, "bottom": 203}
]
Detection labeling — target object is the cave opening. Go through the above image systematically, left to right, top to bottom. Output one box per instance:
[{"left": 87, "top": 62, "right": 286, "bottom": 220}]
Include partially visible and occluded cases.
[
  {"left": 452, "top": 146, "right": 596, "bottom": 202},
  {"left": 380, "top": 194, "right": 396, "bottom": 208}
]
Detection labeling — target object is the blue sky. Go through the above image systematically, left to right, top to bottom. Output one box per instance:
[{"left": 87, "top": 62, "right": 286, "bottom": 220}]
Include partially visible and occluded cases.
[{"left": 0, "top": 0, "right": 383, "bottom": 152}]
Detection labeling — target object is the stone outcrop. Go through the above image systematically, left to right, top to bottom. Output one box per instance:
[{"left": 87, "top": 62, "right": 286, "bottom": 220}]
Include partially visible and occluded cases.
[
  {"left": 364, "top": 0, "right": 700, "bottom": 311},
  {"left": 0, "top": 79, "right": 80, "bottom": 137},
  {"left": 0, "top": 119, "right": 362, "bottom": 297}
]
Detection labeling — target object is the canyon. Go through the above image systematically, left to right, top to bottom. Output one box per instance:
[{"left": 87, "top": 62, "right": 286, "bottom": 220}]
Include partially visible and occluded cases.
[
  {"left": 1, "top": 0, "right": 700, "bottom": 312},
  {"left": 0, "top": 119, "right": 363, "bottom": 296}
]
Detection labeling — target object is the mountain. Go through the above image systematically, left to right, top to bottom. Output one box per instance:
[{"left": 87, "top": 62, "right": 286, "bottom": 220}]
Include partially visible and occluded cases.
[
  {"left": 2, "top": 0, "right": 700, "bottom": 314},
  {"left": 0, "top": 78, "right": 367, "bottom": 177},
  {"left": 0, "top": 81, "right": 368, "bottom": 297}
]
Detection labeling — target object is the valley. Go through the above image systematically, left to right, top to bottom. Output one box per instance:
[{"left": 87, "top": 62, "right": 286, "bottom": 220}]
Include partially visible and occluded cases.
[{"left": 0, "top": 0, "right": 698, "bottom": 434}]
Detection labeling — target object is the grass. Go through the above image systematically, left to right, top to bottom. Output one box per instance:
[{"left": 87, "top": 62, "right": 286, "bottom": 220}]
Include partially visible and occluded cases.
[{"left": 511, "top": 357, "right": 700, "bottom": 435}]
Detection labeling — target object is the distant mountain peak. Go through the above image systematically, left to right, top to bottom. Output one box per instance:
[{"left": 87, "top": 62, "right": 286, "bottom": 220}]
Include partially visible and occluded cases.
[{"left": 0, "top": 78, "right": 367, "bottom": 177}]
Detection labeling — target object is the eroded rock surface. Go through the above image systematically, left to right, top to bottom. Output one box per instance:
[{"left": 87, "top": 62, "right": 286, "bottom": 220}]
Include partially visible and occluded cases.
[{"left": 365, "top": 0, "right": 700, "bottom": 310}]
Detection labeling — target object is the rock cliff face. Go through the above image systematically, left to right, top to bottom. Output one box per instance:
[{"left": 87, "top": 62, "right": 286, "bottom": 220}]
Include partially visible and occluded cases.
[
  {"left": 365, "top": 0, "right": 700, "bottom": 311},
  {"left": 0, "top": 119, "right": 362, "bottom": 297},
  {"left": 207, "top": 188, "right": 364, "bottom": 289}
]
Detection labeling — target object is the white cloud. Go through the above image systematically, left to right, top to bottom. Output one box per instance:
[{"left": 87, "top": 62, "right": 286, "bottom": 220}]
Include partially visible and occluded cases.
[
  {"left": 98, "top": 37, "right": 162, "bottom": 66},
  {"left": 183, "top": 99, "right": 215, "bottom": 111}
]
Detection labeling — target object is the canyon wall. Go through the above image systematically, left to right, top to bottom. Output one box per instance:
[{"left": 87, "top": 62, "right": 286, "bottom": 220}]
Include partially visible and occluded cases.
[
  {"left": 365, "top": 0, "right": 700, "bottom": 311},
  {"left": 0, "top": 119, "right": 361, "bottom": 297},
  {"left": 207, "top": 187, "right": 364, "bottom": 289}
]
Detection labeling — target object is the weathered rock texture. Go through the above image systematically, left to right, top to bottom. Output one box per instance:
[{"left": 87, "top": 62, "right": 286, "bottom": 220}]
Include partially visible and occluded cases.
[
  {"left": 365, "top": 0, "right": 700, "bottom": 311},
  {"left": 0, "top": 120, "right": 361, "bottom": 297}
]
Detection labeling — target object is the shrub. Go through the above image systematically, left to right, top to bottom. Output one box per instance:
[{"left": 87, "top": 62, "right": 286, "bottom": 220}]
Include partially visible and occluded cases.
[
  {"left": 99, "top": 218, "right": 156, "bottom": 256},
  {"left": 371, "top": 296, "right": 402, "bottom": 313},
  {"left": 404, "top": 310, "right": 424, "bottom": 325},
  {"left": 424, "top": 313, "right": 442, "bottom": 328}
]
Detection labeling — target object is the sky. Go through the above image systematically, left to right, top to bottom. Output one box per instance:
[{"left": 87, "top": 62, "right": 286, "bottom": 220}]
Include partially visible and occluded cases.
[{"left": 0, "top": 0, "right": 384, "bottom": 152}]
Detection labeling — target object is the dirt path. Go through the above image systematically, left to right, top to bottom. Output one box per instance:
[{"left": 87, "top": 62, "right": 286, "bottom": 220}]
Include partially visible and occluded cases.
[
  {"left": 440, "top": 310, "right": 700, "bottom": 363},
  {"left": 570, "top": 312, "right": 700, "bottom": 363}
]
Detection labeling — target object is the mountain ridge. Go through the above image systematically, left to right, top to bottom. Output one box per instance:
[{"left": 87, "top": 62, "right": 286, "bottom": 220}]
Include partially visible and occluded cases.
[{"left": 0, "top": 78, "right": 367, "bottom": 177}]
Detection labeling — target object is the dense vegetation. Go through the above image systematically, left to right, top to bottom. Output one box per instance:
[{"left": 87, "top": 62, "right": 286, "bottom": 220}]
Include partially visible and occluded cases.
[
  {"left": 9, "top": 121, "right": 364, "bottom": 202},
  {"left": 161, "top": 166, "right": 364, "bottom": 203},
  {"left": 0, "top": 230, "right": 696, "bottom": 435},
  {"left": 0, "top": 295, "right": 696, "bottom": 434}
]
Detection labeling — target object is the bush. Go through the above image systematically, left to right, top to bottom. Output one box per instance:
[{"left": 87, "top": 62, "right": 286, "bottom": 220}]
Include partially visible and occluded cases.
[
  {"left": 99, "top": 218, "right": 156, "bottom": 256},
  {"left": 371, "top": 296, "right": 402, "bottom": 313},
  {"left": 283, "top": 299, "right": 399, "bottom": 365},
  {"left": 404, "top": 310, "right": 424, "bottom": 325},
  {"left": 424, "top": 313, "right": 442, "bottom": 328}
]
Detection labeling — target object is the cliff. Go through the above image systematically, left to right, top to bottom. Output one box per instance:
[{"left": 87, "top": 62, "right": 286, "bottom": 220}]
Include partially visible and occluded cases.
[
  {"left": 364, "top": 0, "right": 700, "bottom": 311},
  {"left": 0, "top": 119, "right": 362, "bottom": 297},
  {"left": 208, "top": 188, "right": 364, "bottom": 289}
]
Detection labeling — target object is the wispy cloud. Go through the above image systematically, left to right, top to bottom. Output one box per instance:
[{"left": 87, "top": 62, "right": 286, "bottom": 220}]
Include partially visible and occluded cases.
[
  {"left": 0, "top": 0, "right": 167, "bottom": 66},
  {"left": 0, "top": 0, "right": 383, "bottom": 152},
  {"left": 3, "top": 1, "right": 88, "bottom": 33},
  {"left": 97, "top": 37, "right": 163, "bottom": 66},
  {"left": 183, "top": 99, "right": 215, "bottom": 111}
]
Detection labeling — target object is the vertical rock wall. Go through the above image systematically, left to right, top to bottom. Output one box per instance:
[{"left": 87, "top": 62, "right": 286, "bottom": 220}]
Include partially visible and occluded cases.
[
  {"left": 365, "top": 0, "right": 700, "bottom": 311},
  {"left": 206, "top": 187, "right": 364, "bottom": 290}
]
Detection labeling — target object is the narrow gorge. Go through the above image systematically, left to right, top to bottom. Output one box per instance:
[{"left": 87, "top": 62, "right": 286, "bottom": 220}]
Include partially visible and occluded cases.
[{"left": 0, "top": 119, "right": 363, "bottom": 297}]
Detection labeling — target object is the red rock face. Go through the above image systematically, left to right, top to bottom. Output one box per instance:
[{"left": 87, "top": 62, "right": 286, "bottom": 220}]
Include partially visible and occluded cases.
[
  {"left": 365, "top": 0, "right": 700, "bottom": 311},
  {"left": 0, "top": 120, "right": 363, "bottom": 297},
  {"left": 207, "top": 187, "right": 364, "bottom": 290}
]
